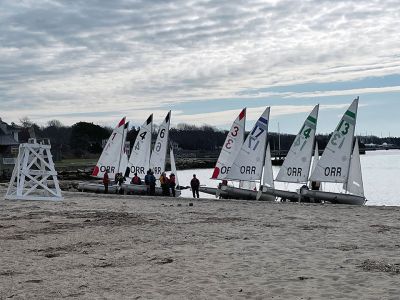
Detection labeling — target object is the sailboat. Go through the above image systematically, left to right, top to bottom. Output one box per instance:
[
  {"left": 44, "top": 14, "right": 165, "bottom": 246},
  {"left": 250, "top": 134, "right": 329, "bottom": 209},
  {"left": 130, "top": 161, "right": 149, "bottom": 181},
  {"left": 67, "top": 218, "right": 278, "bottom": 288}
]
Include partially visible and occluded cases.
[
  {"left": 302, "top": 97, "right": 366, "bottom": 205},
  {"left": 258, "top": 105, "right": 319, "bottom": 201},
  {"left": 218, "top": 107, "right": 273, "bottom": 200},
  {"left": 199, "top": 108, "right": 246, "bottom": 198},
  {"left": 122, "top": 111, "right": 181, "bottom": 196},
  {"left": 150, "top": 111, "right": 171, "bottom": 178},
  {"left": 120, "top": 114, "right": 154, "bottom": 195},
  {"left": 126, "top": 114, "right": 153, "bottom": 179},
  {"left": 79, "top": 117, "right": 129, "bottom": 193}
]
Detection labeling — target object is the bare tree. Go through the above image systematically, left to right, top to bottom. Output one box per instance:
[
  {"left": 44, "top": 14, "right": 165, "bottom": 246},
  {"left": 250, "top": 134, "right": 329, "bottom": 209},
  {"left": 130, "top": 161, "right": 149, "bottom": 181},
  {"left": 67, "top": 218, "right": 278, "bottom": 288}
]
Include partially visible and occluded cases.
[
  {"left": 19, "top": 116, "right": 33, "bottom": 128},
  {"left": 47, "top": 119, "right": 63, "bottom": 128}
]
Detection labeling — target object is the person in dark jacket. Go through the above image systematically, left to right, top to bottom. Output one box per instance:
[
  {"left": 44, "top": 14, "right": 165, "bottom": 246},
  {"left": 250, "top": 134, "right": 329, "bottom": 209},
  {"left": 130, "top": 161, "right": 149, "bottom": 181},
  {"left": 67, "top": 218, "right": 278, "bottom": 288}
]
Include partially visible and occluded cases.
[
  {"left": 144, "top": 170, "right": 151, "bottom": 195},
  {"left": 149, "top": 170, "right": 156, "bottom": 196},
  {"left": 103, "top": 171, "right": 110, "bottom": 194},
  {"left": 114, "top": 172, "right": 125, "bottom": 194},
  {"left": 169, "top": 173, "right": 176, "bottom": 197},
  {"left": 190, "top": 174, "right": 200, "bottom": 198}
]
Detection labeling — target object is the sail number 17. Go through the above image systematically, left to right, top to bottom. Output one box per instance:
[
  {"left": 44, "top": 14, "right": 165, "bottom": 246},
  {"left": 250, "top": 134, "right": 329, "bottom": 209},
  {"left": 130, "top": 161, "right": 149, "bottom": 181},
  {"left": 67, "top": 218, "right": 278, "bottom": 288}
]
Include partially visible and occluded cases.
[{"left": 248, "top": 125, "right": 264, "bottom": 150}]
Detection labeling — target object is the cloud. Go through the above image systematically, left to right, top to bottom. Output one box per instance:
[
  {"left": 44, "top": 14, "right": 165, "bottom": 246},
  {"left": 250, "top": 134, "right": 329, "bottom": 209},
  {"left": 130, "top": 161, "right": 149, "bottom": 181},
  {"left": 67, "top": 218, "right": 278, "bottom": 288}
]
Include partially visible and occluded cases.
[
  {"left": 0, "top": 0, "right": 399, "bottom": 129},
  {"left": 240, "top": 86, "right": 400, "bottom": 99},
  {"left": 172, "top": 103, "right": 350, "bottom": 127}
]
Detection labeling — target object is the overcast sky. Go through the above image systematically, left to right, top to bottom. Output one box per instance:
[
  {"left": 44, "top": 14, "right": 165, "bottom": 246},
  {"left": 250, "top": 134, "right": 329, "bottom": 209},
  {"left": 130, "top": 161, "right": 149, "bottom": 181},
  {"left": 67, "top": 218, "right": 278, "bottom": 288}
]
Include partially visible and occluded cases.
[{"left": 1, "top": 0, "right": 399, "bottom": 136}]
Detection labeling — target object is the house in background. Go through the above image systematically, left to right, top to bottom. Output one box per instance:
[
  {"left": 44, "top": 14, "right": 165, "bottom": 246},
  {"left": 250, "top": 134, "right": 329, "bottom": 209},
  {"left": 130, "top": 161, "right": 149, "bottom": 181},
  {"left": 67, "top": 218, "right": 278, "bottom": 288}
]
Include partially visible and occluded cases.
[{"left": 0, "top": 118, "right": 21, "bottom": 179}]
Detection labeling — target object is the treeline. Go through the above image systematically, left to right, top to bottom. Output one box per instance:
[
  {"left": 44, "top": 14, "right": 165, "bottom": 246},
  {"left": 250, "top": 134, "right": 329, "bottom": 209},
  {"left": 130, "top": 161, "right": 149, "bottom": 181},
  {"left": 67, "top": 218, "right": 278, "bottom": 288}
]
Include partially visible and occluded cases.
[{"left": 17, "top": 118, "right": 399, "bottom": 160}]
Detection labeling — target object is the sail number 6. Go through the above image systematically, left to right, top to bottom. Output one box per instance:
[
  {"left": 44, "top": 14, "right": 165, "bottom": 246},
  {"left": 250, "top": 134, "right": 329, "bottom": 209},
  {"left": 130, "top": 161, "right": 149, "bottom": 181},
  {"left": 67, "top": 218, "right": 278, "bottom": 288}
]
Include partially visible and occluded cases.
[{"left": 160, "top": 128, "right": 166, "bottom": 138}]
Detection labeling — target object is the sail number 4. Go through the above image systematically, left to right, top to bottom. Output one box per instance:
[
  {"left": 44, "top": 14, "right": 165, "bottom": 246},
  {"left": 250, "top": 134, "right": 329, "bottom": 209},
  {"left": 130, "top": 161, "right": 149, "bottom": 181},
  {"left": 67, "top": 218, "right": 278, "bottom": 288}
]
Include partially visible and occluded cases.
[
  {"left": 294, "top": 126, "right": 312, "bottom": 147},
  {"left": 303, "top": 128, "right": 311, "bottom": 139}
]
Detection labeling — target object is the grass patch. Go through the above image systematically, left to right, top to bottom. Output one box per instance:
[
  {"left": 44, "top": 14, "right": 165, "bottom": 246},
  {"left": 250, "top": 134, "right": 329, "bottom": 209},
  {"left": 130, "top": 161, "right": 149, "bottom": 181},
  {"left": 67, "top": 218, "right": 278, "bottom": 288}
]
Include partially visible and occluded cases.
[{"left": 55, "top": 158, "right": 98, "bottom": 168}]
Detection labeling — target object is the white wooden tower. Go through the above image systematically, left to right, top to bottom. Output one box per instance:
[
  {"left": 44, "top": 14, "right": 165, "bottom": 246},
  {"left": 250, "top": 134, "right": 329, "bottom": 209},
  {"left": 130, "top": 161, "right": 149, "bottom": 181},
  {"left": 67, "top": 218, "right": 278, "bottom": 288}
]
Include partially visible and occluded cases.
[{"left": 5, "top": 138, "right": 63, "bottom": 201}]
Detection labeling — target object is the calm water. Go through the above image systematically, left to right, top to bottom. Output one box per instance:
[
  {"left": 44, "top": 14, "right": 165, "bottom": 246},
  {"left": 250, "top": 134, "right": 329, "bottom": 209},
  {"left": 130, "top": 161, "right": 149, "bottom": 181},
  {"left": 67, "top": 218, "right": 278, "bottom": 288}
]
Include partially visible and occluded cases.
[{"left": 177, "top": 150, "right": 400, "bottom": 206}]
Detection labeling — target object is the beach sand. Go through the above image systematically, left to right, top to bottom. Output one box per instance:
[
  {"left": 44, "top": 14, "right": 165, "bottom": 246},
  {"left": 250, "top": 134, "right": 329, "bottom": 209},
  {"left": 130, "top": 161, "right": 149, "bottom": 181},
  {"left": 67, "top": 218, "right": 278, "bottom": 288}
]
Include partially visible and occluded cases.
[{"left": 1, "top": 184, "right": 400, "bottom": 299}]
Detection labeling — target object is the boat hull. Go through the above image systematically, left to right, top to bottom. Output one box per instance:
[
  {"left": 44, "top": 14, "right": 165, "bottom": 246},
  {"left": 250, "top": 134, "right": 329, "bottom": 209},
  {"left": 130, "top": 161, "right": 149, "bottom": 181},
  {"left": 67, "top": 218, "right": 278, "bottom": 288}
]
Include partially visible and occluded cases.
[
  {"left": 78, "top": 182, "right": 119, "bottom": 194},
  {"left": 121, "top": 183, "right": 181, "bottom": 197},
  {"left": 198, "top": 186, "right": 239, "bottom": 199},
  {"left": 199, "top": 186, "right": 224, "bottom": 198},
  {"left": 219, "top": 186, "right": 275, "bottom": 201},
  {"left": 259, "top": 186, "right": 299, "bottom": 201},
  {"left": 301, "top": 189, "right": 366, "bottom": 205}
]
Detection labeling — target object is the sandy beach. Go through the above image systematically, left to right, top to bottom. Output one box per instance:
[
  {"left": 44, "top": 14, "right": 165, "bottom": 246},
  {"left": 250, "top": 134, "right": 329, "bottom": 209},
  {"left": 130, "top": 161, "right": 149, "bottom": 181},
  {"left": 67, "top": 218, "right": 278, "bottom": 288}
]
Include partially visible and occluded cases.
[{"left": 1, "top": 184, "right": 400, "bottom": 299}]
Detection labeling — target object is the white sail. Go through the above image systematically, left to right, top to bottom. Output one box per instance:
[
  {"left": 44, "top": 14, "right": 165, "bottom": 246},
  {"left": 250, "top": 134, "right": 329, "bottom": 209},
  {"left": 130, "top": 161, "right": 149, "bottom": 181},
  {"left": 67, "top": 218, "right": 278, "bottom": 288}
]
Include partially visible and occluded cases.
[
  {"left": 309, "top": 98, "right": 359, "bottom": 183},
  {"left": 276, "top": 105, "right": 319, "bottom": 183},
  {"left": 223, "top": 107, "right": 270, "bottom": 182},
  {"left": 211, "top": 108, "right": 246, "bottom": 179},
  {"left": 150, "top": 111, "right": 171, "bottom": 178},
  {"left": 127, "top": 114, "right": 153, "bottom": 179},
  {"left": 92, "top": 117, "right": 126, "bottom": 180},
  {"left": 119, "top": 122, "right": 129, "bottom": 174},
  {"left": 117, "top": 123, "right": 127, "bottom": 175},
  {"left": 345, "top": 139, "right": 364, "bottom": 197},
  {"left": 311, "top": 142, "right": 319, "bottom": 175},
  {"left": 262, "top": 143, "right": 274, "bottom": 188},
  {"left": 169, "top": 146, "right": 179, "bottom": 187},
  {"left": 119, "top": 152, "right": 129, "bottom": 175}
]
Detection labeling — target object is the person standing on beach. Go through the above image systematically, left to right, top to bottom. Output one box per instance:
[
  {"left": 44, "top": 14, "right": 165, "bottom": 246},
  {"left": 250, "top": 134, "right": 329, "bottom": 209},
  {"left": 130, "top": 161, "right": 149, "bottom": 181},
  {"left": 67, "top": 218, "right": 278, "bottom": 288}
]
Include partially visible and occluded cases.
[
  {"left": 144, "top": 170, "right": 151, "bottom": 195},
  {"left": 149, "top": 170, "right": 156, "bottom": 196},
  {"left": 103, "top": 171, "right": 110, "bottom": 194},
  {"left": 114, "top": 172, "right": 125, "bottom": 194},
  {"left": 159, "top": 172, "right": 170, "bottom": 196},
  {"left": 169, "top": 173, "right": 176, "bottom": 197},
  {"left": 190, "top": 174, "right": 200, "bottom": 198}
]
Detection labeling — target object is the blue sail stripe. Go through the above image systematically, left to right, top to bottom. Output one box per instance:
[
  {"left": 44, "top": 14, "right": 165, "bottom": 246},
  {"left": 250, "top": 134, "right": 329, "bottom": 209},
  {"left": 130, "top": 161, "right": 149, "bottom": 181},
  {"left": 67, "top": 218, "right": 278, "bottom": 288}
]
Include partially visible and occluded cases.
[{"left": 259, "top": 117, "right": 268, "bottom": 124}]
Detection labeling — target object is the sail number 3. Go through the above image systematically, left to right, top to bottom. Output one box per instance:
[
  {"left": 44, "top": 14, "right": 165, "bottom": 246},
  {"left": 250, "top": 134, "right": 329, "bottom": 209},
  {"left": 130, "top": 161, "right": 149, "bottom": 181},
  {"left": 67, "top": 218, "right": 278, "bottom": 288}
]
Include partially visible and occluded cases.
[
  {"left": 331, "top": 121, "right": 350, "bottom": 146},
  {"left": 225, "top": 126, "right": 239, "bottom": 149}
]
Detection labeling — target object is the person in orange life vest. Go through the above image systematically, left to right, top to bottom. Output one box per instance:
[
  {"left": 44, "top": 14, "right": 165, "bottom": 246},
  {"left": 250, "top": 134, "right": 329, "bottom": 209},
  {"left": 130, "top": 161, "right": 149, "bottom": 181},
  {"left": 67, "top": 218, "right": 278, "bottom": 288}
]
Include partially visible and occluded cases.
[
  {"left": 103, "top": 171, "right": 110, "bottom": 194},
  {"left": 159, "top": 172, "right": 170, "bottom": 196},
  {"left": 131, "top": 173, "right": 142, "bottom": 185}
]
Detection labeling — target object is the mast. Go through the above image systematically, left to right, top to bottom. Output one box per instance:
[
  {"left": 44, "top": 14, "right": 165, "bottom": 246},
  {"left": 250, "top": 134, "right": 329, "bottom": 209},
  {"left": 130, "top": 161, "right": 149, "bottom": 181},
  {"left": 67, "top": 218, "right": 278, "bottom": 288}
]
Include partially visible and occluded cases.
[{"left": 278, "top": 122, "right": 281, "bottom": 160}]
